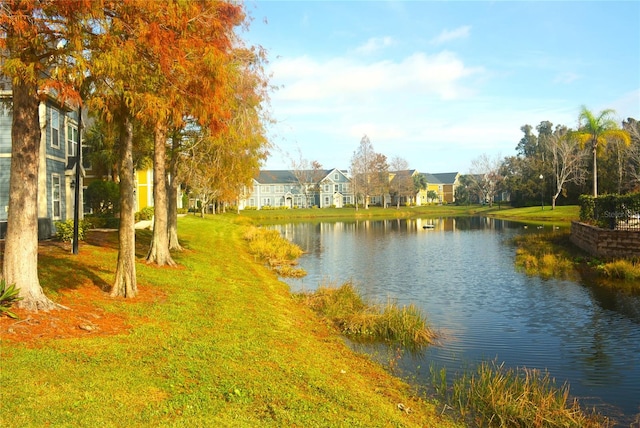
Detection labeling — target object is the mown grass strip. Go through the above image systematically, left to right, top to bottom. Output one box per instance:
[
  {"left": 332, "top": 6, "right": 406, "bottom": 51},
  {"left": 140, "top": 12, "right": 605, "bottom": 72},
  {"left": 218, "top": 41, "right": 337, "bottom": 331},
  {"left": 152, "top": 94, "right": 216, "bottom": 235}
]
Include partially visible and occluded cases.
[{"left": 0, "top": 214, "right": 458, "bottom": 428}]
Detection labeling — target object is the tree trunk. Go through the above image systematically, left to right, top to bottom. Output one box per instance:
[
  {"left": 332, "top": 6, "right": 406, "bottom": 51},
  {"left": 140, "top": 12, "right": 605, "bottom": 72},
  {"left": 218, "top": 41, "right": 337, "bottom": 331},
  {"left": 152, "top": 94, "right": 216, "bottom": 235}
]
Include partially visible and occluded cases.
[
  {"left": 3, "top": 79, "right": 57, "bottom": 311},
  {"left": 111, "top": 113, "right": 137, "bottom": 298},
  {"left": 146, "top": 121, "right": 176, "bottom": 266},
  {"left": 167, "top": 135, "right": 182, "bottom": 251},
  {"left": 592, "top": 142, "right": 598, "bottom": 197}
]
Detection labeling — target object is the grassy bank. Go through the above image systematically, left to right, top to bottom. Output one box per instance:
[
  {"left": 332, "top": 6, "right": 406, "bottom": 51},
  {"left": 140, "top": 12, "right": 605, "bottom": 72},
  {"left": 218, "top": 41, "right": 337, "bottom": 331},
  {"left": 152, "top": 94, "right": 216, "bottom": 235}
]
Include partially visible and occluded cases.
[
  {"left": 238, "top": 204, "right": 580, "bottom": 226},
  {"left": 239, "top": 204, "right": 493, "bottom": 222},
  {"left": 0, "top": 215, "right": 458, "bottom": 427}
]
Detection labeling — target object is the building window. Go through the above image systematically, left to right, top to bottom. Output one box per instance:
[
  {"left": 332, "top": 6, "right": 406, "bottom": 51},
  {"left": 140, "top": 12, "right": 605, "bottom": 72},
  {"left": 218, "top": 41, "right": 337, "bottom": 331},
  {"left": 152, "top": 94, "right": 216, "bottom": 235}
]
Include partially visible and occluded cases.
[
  {"left": 51, "top": 108, "right": 60, "bottom": 148},
  {"left": 67, "top": 124, "right": 78, "bottom": 157},
  {"left": 82, "top": 145, "right": 92, "bottom": 170},
  {"left": 334, "top": 173, "right": 339, "bottom": 180},
  {"left": 52, "top": 174, "right": 61, "bottom": 219},
  {"left": 324, "top": 184, "right": 329, "bottom": 192},
  {"left": 334, "top": 184, "right": 338, "bottom": 192},
  {"left": 324, "top": 197, "right": 329, "bottom": 206}
]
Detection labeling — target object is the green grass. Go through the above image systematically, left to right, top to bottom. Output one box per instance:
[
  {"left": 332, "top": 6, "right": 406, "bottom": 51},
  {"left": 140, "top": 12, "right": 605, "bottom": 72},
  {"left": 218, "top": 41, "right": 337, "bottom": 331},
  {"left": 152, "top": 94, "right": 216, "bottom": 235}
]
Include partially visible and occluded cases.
[
  {"left": 239, "top": 204, "right": 580, "bottom": 227},
  {"left": 483, "top": 205, "right": 579, "bottom": 226},
  {"left": 0, "top": 215, "right": 459, "bottom": 428},
  {"left": 296, "top": 281, "right": 436, "bottom": 350}
]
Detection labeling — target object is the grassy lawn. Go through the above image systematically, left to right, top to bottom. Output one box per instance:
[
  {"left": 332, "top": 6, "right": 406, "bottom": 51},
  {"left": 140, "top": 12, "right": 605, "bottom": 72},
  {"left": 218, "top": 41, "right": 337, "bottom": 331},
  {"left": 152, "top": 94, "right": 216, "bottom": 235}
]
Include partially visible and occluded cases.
[
  {"left": 239, "top": 204, "right": 580, "bottom": 226},
  {"left": 482, "top": 205, "right": 579, "bottom": 224},
  {"left": 0, "top": 215, "right": 459, "bottom": 427}
]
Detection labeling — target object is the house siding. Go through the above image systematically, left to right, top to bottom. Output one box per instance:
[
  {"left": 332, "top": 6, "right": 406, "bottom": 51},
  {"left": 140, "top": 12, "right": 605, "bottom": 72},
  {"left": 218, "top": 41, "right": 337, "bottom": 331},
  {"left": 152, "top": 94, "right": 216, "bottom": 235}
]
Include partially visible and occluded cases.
[
  {"left": 0, "top": 98, "right": 81, "bottom": 237},
  {"left": 0, "top": 105, "right": 10, "bottom": 221},
  {"left": 241, "top": 169, "right": 458, "bottom": 210}
]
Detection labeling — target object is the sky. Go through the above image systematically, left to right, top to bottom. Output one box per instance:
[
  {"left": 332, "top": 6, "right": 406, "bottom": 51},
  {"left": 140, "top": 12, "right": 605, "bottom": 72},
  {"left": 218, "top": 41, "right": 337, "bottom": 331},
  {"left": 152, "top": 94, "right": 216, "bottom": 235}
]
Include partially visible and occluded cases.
[{"left": 243, "top": 1, "right": 640, "bottom": 174}]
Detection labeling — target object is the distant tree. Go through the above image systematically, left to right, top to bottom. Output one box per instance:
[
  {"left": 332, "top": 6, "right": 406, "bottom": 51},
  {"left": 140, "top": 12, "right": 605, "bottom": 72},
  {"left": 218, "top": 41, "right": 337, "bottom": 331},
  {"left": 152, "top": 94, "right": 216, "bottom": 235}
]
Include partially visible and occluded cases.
[
  {"left": 574, "top": 106, "right": 630, "bottom": 197},
  {"left": 623, "top": 118, "right": 640, "bottom": 191},
  {"left": 516, "top": 124, "right": 539, "bottom": 157},
  {"left": 547, "top": 126, "right": 587, "bottom": 209},
  {"left": 350, "top": 135, "right": 375, "bottom": 209},
  {"left": 290, "top": 150, "right": 324, "bottom": 208},
  {"left": 370, "top": 152, "right": 389, "bottom": 207},
  {"left": 468, "top": 154, "right": 503, "bottom": 206},
  {"left": 389, "top": 157, "right": 413, "bottom": 208},
  {"left": 413, "top": 173, "right": 427, "bottom": 205},
  {"left": 454, "top": 174, "right": 472, "bottom": 205},
  {"left": 426, "top": 190, "right": 438, "bottom": 203}
]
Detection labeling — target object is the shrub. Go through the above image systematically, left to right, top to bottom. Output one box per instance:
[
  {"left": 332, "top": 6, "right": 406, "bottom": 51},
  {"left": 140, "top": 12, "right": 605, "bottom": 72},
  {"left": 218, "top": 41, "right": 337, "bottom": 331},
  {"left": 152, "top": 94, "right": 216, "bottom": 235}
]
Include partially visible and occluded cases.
[
  {"left": 85, "top": 180, "right": 120, "bottom": 215},
  {"left": 135, "top": 206, "right": 154, "bottom": 222},
  {"left": 84, "top": 214, "right": 120, "bottom": 229},
  {"left": 54, "top": 219, "right": 91, "bottom": 243},
  {"left": 0, "top": 279, "right": 22, "bottom": 319}
]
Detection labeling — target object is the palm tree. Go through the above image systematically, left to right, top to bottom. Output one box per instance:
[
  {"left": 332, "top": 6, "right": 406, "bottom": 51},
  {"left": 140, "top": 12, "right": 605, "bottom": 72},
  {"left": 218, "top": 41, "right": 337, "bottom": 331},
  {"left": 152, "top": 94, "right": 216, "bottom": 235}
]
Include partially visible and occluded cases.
[{"left": 575, "top": 106, "right": 630, "bottom": 197}]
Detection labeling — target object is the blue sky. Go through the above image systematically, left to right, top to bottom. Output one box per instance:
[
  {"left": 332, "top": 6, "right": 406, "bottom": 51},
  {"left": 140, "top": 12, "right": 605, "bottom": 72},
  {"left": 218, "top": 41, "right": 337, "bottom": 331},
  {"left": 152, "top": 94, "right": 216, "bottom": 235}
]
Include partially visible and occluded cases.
[{"left": 244, "top": 1, "right": 640, "bottom": 173}]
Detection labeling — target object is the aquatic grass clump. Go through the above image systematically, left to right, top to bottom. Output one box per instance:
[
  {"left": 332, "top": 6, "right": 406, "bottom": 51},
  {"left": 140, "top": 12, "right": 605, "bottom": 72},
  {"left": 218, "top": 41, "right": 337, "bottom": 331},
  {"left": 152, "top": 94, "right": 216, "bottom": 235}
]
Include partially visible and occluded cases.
[
  {"left": 243, "top": 226, "right": 306, "bottom": 278},
  {"left": 513, "top": 232, "right": 577, "bottom": 279},
  {"left": 598, "top": 259, "right": 640, "bottom": 281},
  {"left": 297, "top": 282, "right": 435, "bottom": 349},
  {"left": 435, "top": 360, "right": 610, "bottom": 427}
]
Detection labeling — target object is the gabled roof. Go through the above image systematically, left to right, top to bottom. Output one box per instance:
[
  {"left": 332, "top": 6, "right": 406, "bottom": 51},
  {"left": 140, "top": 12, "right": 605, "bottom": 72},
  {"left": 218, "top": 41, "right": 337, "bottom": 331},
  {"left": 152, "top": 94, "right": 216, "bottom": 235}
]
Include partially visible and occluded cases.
[
  {"left": 255, "top": 168, "right": 348, "bottom": 184},
  {"left": 320, "top": 168, "right": 350, "bottom": 181},
  {"left": 389, "top": 169, "right": 416, "bottom": 183},
  {"left": 254, "top": 170, "right": 298, "bottom": 184},
  {"left": 419, "top": 172, "right": 459, "bottom": 185},
  {"left": 431, "top": 172, "right": 459, "bottom": 184},
  {"left": 420, "top": 173, "right": 442, "bottom": 184}
]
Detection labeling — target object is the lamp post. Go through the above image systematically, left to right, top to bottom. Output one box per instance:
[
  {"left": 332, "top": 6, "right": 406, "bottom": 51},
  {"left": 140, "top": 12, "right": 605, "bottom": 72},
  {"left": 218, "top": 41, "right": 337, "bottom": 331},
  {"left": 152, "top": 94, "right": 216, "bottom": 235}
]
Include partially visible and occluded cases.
[
  {"left": 72, "top": 106, "right": 82, "bottom": 254},
  {"left": 539, "top": 174, "right": 544, "bottom": 210}
]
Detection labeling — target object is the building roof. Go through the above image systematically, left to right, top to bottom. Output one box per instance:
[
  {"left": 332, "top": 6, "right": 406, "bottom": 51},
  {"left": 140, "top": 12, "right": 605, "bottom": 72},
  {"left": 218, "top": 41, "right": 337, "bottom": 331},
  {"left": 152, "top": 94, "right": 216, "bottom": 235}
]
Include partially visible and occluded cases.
[
  {"left": 256, "top": 168, "right": 349, "bottom": 184},
  {"left": 255, "top": 170, "right": 298, "bottom": 184},
  {"left": 431, "top": 172, "right": 459, "bottom": 184}
]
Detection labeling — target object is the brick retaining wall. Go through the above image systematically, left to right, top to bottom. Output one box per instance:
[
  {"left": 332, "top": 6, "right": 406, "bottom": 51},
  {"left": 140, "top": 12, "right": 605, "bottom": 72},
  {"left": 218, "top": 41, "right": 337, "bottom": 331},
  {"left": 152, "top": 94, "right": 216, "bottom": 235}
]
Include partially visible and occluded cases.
[{"left": 570, "top": 221, "right": 640, "bottom": 258}]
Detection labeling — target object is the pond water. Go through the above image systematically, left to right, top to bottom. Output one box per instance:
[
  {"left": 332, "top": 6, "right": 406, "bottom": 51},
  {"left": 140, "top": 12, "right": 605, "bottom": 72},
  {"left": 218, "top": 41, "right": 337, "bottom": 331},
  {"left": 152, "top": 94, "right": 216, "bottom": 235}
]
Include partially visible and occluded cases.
[{"left": 274, "top": 217, "right": 640, "bottom": 425}]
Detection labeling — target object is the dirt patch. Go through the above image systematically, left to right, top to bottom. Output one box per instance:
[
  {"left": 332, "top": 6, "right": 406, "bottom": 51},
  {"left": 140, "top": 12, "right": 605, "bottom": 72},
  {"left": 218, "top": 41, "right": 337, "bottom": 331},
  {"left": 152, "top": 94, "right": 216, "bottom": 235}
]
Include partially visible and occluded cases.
[
  {"left": 1, "top": 233, "right": 168, "bottom": 347},
  {"left": 0, "top": 283, "right": 168, "bottom": 346},
  {"left": 1, "top": 285, "right": 126, "bottom": 345}
]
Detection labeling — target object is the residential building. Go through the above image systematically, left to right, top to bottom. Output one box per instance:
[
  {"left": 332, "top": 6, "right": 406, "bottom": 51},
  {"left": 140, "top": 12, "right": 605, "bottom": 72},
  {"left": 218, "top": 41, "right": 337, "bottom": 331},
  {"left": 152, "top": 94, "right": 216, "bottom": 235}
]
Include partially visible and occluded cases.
[
  {"left": 1, "top": 77, "right": 83, "bottom": 239},
  {"left": 240, "top": 168, "right": 460, "bottom": 210},
  {"left": 241, "top": 168, "right": 354, "bottom": 210},
  {"left": 417, "top": 172, "right": 460, "bottom": 204}
]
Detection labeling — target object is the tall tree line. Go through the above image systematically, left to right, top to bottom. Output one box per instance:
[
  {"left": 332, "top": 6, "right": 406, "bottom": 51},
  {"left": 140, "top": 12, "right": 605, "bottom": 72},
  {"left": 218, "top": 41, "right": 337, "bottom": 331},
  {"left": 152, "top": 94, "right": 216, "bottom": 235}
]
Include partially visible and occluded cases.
[
  {"left": 1, "top": 0, "right": 270, "bottom": 309},
  {"left": 466, "top": 107, "right": 634, "bottom": 208}
]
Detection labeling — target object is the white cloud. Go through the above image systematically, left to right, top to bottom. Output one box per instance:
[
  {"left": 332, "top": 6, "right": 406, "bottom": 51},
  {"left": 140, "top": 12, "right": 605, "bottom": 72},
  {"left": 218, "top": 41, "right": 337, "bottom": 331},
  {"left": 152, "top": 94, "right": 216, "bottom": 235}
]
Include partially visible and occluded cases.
[
  {"left": 430, "top": 25, "right": 471, "bottom": 45},
  {"left": 355, "top": 36, "right": 394, "bottom": 55},
  {"left": 271, "top": 51, "right": 484, "bottom": 104}
]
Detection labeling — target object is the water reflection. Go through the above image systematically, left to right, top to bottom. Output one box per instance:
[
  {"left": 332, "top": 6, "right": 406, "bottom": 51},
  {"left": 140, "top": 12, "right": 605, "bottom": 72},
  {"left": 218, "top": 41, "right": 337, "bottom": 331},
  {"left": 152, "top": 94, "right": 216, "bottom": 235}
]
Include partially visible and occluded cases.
[{"left": 275, "top": 217, "right": 640, "bottom": 425}]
